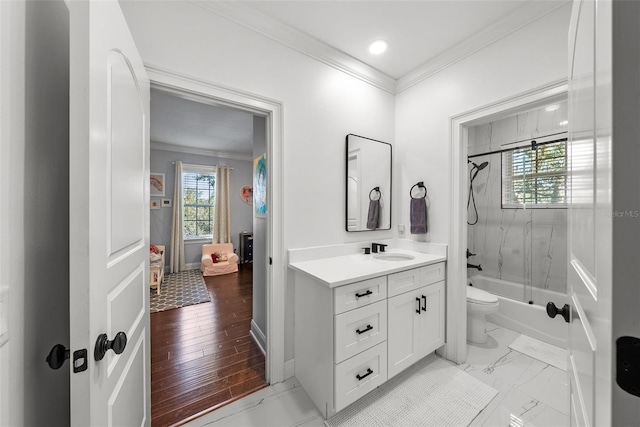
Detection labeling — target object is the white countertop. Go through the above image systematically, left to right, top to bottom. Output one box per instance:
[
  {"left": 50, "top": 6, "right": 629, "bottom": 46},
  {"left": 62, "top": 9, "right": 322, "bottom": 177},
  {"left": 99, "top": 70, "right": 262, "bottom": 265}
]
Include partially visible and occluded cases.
[{"left": 289, "top": 249, "right": 446, "bottom": 288}]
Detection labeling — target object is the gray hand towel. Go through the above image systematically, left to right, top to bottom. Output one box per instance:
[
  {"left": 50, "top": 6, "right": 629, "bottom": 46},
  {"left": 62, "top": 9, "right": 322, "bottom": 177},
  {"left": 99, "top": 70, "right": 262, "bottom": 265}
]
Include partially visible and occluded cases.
[
  {"left": 410, "top": 198, "right": 427, "bottom": 234},
  {"left": 366, "top": 199, "right": 380, "bottom": 229}
]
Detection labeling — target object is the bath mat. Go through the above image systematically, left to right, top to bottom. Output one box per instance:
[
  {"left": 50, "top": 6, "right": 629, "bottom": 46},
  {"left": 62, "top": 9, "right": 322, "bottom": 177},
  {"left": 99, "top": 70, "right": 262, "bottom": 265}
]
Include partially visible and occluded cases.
[
  {"left": 150, "top": 269, "right": 210, "bottom": 313},
  {"left": 509, "top": 334, "right": 567, "bottom": 371},
  {"left": 325, "top": 354, "right": 498, "bottom": 427}
]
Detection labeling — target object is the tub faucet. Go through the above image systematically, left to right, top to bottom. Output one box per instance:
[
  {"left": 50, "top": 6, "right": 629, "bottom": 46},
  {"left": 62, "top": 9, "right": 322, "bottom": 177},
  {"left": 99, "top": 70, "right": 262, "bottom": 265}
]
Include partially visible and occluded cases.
[
  {"left": 466, "top": 249, "right": 476, "bottom": 259},
  {"left": 467, "top": 263, "right": 482, "bottom": 271}
]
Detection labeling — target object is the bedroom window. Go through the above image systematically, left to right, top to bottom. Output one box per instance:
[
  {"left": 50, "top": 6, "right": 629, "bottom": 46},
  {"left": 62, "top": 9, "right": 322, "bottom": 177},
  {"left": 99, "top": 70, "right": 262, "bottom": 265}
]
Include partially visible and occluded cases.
[
  {"left": 502, "top": 140, "right": 567, "bottom": 208},
  {"left": 182, "top": 165, "right": 216, "bottom": 240}
]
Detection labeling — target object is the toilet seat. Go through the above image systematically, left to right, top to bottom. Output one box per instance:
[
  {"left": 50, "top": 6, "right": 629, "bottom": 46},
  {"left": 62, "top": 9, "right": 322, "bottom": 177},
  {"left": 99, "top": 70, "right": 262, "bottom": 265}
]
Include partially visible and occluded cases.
[{"left": 466, "top": 286, "right": 498, "bottom": 305}]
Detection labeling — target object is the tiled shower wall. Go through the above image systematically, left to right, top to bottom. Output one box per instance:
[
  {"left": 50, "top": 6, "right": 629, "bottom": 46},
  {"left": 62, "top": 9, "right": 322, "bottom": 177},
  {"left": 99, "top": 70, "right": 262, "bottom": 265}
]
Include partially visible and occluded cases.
[{"left": 467, "top": 101, "right": 568, "bottom": 296}]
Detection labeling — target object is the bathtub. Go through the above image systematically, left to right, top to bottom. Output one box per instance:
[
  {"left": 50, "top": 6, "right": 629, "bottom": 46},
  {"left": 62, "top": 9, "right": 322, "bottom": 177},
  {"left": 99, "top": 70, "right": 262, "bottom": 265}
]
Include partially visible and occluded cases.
[{"left": 469, "top": 274, "right": 568, "bottom": 348}]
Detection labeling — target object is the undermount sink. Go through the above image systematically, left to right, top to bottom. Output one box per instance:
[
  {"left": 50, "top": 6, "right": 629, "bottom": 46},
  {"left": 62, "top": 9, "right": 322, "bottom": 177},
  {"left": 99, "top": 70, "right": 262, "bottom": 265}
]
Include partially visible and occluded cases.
[{"left": 373, "top": 252, "right": 415, "bottom": 261}]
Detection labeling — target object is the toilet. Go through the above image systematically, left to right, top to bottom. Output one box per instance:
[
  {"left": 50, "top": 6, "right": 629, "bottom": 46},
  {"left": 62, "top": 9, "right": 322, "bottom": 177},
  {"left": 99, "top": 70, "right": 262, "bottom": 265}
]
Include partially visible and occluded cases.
[{"left": 466, "top": 286, "right": 499, "bottom": 344}]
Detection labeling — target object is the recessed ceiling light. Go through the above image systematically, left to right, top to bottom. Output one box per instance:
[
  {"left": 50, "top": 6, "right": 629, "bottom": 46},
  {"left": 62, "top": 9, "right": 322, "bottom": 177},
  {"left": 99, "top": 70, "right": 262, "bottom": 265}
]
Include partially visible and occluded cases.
[
  {"left": 368, "top": 40, "right": 389, "bottom": 55},
  {"left": 545, "top": 104, "right": 560, "bottom": 112}
]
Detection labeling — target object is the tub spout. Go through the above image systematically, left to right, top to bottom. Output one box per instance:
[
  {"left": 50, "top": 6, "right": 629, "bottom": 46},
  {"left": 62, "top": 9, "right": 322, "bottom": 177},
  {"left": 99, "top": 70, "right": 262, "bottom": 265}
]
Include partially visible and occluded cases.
[{"left": 467, "top": 263, "right": 482, "bottom": 271}]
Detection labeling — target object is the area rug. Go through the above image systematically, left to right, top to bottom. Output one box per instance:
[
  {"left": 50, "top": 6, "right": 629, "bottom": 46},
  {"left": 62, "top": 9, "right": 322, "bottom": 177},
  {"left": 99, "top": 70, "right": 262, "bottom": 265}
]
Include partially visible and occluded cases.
[
  {"left": 150, "top": 269, "right": 211, "bottom": 313},
  {"left": 509, "top": 334, "right": 567, "bottom": 371},
  {"left": 325, "top": 354, "right": 498, "bottom": 427}
]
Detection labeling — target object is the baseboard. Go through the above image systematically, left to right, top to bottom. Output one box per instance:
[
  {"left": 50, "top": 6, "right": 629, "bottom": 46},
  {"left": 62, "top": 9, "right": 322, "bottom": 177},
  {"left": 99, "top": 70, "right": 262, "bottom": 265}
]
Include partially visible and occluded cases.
[
  {"left": 186, "top": 262, "right": 200, "bottom": 270},
  {"left": 250, "top": 319, "right": 267, "bottom": 355},
  {"left": 284, "top": 358, "right": 295, "bottom": 380}
]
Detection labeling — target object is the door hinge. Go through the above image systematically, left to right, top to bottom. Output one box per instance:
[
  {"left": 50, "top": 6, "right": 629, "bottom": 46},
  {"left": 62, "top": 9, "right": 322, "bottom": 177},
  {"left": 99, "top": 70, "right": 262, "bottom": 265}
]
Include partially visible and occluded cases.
[
  {"left": 269, "top": 257, "right": 272, "bottom": 265},
  {"left": 616, "top": 336, "right": 640, "bottom": 397}
]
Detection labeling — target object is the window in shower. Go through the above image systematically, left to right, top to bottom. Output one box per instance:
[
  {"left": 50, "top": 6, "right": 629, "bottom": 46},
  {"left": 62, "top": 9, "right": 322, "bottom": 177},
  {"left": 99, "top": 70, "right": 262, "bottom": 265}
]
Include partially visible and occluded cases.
[{"left": 502, "top": 139, "right": 567, "bottom": 208}]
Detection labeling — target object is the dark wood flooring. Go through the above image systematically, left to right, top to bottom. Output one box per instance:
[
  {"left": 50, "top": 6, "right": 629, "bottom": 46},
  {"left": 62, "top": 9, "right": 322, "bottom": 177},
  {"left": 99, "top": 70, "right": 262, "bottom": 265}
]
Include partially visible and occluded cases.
[{"left": 151, "top": 266, "right": 267, "bottom": 426}]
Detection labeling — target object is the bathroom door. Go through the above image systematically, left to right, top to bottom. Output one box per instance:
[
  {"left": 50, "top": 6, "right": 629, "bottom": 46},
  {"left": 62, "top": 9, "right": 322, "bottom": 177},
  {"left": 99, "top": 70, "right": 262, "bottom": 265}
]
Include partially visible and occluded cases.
[
  {"left": 69, "top": 0, "right": 150, "bottom": 425},
  {"left": 568, "top": 0, "right": 639, "bottom": 424}
]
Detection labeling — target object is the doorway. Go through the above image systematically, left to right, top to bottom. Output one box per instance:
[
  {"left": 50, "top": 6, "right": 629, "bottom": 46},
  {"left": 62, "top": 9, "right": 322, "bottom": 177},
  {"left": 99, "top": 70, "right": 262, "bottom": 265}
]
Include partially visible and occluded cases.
[{"left": 148, "top": 81, "right": 275, "bottom": 425}]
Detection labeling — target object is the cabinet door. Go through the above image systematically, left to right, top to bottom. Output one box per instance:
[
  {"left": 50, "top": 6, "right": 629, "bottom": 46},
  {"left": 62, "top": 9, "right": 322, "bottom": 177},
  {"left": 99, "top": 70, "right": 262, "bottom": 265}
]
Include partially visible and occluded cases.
[
  {"left": 417, "top": 281, "right": 445, "bottom": 356},
  {"left": 387, "top": 288, "right": 422, "bottom": 379}
]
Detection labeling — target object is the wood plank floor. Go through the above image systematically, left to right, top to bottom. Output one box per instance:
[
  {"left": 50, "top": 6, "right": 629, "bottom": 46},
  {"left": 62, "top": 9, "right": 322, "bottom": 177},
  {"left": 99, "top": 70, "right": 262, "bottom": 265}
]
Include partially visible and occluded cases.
[{"left": 151, "top": 266, "right": 267, "bottom": 426}]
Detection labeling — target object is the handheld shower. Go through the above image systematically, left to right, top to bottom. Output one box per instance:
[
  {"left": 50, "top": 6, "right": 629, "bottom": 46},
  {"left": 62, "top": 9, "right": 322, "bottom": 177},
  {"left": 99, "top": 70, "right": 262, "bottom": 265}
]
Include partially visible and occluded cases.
[{"left": 467, "top": 159, "right": 489, "bottom": 225}]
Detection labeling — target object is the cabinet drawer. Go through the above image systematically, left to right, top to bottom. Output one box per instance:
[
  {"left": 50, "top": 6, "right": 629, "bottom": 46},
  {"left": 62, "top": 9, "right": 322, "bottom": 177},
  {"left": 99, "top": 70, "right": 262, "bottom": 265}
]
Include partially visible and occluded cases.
[
  {"left": 387, "top": 262, "right": 445, "bottom": 297},
  {"left": 334, "top": 276, "right": 387, "bottom": 314},
  {"left": 334, "top": 300, "right": 387, "bottom": 363},
  {"left": 334, "top": 342, "right": 387, "bottom": 412}
]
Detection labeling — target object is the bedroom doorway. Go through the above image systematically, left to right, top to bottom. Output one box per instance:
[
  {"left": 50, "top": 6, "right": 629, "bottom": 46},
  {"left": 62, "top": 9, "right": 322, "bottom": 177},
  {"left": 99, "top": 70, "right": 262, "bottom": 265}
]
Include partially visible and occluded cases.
[{"left": 148, "top": 85, "right": 270, "bottom": 425}]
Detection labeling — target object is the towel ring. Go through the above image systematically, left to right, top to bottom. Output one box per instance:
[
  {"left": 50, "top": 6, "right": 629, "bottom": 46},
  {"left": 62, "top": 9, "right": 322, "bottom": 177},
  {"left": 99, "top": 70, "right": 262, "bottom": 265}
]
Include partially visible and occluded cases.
[
  {"left": 410, "top": 182, "right": 427, "bottom": 199},
  {"left": 369, "top": 187, "right": 381, "bottom": 201}
]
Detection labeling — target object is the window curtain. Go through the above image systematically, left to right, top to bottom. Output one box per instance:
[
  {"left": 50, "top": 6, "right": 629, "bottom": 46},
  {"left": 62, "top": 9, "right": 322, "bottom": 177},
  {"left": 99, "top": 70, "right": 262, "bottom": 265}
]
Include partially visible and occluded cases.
[
  {"left": 170, "top": 161, "right": 186, "bottom": 273},
  {"left": 213, "top": 165, "right": 231, "bottom": 244}
]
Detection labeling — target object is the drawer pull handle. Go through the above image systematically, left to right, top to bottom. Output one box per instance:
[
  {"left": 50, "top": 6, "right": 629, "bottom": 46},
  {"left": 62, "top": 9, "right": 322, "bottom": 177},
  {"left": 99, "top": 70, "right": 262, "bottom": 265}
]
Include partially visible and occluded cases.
[
  {"left": 355, "top": 290, "right": 373, "bottom": 299},
  {"left": 422, "top": 295, "right": 427, "bottom": 312},
  {"left": 416, "top": 297, "right": 421, "bottom": 314},
  {"left": 356, "top": 324, "right": 373, "bottom": 335},
  {"left": 356, "top": 368, "right": 373, "bottom": 381}
]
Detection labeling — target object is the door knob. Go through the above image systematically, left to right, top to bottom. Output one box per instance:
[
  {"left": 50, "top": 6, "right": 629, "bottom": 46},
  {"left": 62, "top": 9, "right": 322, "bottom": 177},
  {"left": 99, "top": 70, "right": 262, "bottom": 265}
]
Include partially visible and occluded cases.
[
  {"left": 546, "top": 302, "right": 570, "bottom": 323},
  {"left": 94, "top": 332, "right": 127, "bottom": 361},
  {"left": 46, "top": 344, "right": 69, "bottom": 370},
  {"left": 46, "top": 344, "right": 88, "bottom": 373}
]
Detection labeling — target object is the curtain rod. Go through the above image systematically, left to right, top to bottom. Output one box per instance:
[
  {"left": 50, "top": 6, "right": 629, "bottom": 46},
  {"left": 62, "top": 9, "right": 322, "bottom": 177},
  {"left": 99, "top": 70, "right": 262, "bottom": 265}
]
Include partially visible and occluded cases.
[{"left": 170, "top": 161, "right": 234, "bottom": 169}]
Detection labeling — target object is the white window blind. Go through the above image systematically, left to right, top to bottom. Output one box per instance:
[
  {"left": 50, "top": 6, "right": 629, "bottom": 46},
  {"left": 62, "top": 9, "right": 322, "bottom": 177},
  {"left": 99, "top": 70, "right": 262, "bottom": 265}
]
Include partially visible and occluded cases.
[
  {"left": 502, "top": 140, "right": 567, "bottom": 208},
  {"left": 182, "top": 164, "right": 216, "bottom": 239}
]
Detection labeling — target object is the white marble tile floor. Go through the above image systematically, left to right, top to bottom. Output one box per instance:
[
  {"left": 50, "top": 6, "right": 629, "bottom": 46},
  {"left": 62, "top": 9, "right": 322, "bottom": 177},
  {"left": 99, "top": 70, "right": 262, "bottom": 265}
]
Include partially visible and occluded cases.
[{"left": 185, "top": 322, "right": 569, "bottom": 427}]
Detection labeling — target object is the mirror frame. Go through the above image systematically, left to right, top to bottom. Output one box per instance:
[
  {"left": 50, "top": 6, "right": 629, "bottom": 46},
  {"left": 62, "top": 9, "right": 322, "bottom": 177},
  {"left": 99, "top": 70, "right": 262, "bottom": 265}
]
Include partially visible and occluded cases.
[{"left": 345, "top": 133, "right": 392, "bottom": 232}]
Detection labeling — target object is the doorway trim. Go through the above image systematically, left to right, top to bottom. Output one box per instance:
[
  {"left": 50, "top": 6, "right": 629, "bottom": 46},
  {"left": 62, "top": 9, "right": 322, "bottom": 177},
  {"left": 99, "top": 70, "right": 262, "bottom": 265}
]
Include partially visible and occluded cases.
[
  {"left": 146, "top": 65, "right": 285, "bottom": 384},
  {"left": 447, "top": 79, "right": 567, "bottom": 364}
]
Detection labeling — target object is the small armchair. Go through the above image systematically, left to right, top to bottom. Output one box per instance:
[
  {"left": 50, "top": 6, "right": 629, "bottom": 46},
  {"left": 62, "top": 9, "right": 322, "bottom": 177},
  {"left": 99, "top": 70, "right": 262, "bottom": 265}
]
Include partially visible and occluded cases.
[{"left": 201, "top": 243, "right": 239, "bottom": 276}]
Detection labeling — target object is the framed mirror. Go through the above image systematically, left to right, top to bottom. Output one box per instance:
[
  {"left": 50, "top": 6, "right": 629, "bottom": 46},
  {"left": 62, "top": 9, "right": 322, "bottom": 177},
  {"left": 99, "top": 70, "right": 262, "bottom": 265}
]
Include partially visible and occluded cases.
[{"left": 346, "top": 134, "right": 392, "bottom": 231}]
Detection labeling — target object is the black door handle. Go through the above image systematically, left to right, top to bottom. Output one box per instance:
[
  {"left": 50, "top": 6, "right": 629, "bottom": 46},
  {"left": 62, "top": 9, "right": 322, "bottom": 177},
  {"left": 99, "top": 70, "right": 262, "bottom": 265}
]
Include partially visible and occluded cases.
[
  {"left": 422, "top": 295, "right": 427, "bottom": 312},
  {"left": 416, "top": 297, "right": 421, "bottom": 314},
  {"left": 546, "top": 302, "right": 570, "bottom": 323},
  {"left": 94, "top": 332, "right": 127, "bottom": 361},
  {"left": 46, "top": 344, "right": 69, "bottom": 370},
  {"left": 46, "top": 344, "right": 88, "bottom": 373}
]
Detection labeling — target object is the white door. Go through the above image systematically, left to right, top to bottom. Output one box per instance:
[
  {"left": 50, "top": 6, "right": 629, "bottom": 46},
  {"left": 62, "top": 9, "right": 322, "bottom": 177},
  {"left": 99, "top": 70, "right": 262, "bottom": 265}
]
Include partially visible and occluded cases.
[
  {"left": 69, "top": 0, "right": 150, "bottom": 425},
  {"left": 567, "top": 0, "right": 609, "bottom": 424},
  {"left": 568, "top": 0, "right": 640, "bottom": 423}
]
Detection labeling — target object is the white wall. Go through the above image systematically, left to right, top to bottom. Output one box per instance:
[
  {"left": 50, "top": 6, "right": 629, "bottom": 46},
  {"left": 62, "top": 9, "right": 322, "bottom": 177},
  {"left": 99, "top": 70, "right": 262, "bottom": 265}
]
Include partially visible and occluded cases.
[
  {"left": 119, "top": 0, "right": 396, "bottom": 361},
  {"left": 1, "top": 1, "right": 70, "bottom": 425},
  {"left": 395, "top": 4, "right": 572, "bottom": 245}
]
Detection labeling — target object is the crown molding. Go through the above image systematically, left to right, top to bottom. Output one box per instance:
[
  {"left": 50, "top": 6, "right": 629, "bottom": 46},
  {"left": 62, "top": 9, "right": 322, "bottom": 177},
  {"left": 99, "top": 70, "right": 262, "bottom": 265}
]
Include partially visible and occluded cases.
[
  {"left": 187, "top": 0, "right": 397, "bottom": 94},
  {"left": 183, "top": 1, "right": 567, "bottom": 96},
  {"left": 396, "top": 1, "right": 570, "bottom": 93},
  {"left": 151, "top": 141, "right": 253, "bottom": 162}
]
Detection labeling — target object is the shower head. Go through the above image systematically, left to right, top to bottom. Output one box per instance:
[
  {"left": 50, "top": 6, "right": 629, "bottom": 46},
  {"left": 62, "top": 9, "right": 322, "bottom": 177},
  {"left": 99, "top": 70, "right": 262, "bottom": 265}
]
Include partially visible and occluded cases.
[{"left": 476, "top": 161, "right": 489, "bottom": 171}]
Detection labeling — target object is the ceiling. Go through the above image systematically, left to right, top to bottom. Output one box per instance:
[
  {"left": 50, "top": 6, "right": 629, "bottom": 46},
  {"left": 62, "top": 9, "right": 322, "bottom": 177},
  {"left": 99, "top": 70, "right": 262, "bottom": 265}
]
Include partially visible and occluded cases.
[
  {"left": 151, "top": 0, "right": 568, "bottom": 155},
  {"left": 243, "top": 0, "right": 543, "bottom": 80},
  {"left": 150, "top": 89, "right": 256, "bottom": 157}
]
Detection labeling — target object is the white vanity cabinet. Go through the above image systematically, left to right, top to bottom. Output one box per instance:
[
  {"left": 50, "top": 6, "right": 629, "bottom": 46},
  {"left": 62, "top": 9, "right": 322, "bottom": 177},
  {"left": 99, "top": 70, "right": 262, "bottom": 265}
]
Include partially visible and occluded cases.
[
  {"left": 293, "top": 260, "right": 445, "bottom": 419},
  {"left": 387, "top": 263, "right": 445, "bottom": 378}
]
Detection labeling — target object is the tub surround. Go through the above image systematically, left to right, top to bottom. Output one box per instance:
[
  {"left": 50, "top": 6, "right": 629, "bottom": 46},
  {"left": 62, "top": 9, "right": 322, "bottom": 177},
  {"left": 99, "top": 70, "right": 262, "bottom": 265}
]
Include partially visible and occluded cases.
[
  {"left": 467, "top": 103, "right": 568, "bottom": 296},
  {"left": 289, "top": 240, "right": 447, "bottom": 418}
]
